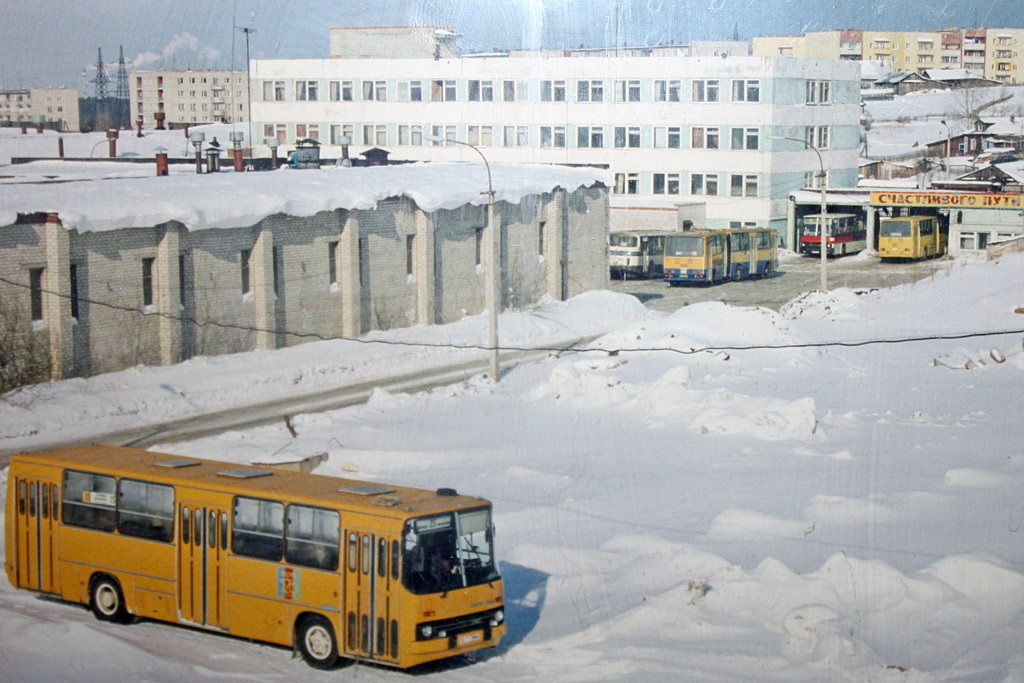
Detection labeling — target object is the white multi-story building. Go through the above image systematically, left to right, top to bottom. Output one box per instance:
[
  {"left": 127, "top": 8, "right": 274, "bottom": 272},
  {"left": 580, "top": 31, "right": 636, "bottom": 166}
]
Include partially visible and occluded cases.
[
  {"left": 250, "top": 47, "right": 859, "bottom": 244},
  {"left": 131, "top": 69, "right": 249, "bottom": 129},
  {"left": 0, "top": 88, "right": 80, "bottom": 131}
]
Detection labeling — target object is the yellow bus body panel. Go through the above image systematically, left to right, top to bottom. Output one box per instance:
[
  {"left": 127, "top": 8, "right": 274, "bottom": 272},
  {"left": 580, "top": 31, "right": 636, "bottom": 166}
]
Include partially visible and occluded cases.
[{"left": 5, "top": 445, "right": 505, "bottom": 669}]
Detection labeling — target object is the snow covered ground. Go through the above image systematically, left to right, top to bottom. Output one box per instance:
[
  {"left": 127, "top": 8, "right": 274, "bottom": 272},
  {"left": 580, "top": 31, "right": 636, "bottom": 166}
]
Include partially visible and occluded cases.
[{"left": 3, "top": 250, "right": 1024, "bottom": 681}]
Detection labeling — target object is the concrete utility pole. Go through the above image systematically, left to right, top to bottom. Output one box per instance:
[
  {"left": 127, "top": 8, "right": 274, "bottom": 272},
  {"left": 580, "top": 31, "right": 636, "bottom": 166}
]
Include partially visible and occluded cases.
[
  {"left": 238, "top": 27, "right": 256, "bottom": 154},
  {"left": 423, "top": 134, "right": 500, "bottom": 382}
]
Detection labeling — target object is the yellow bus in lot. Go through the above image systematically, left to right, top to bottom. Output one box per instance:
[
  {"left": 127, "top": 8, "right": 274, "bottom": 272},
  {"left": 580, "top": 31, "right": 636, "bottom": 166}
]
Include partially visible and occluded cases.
[
  {"left": 878, "top": 215, "right": 947, "bottom": 261},
  {"left": 725, "top": 228, "right": 778, "bottom": 280},
  {"left": 5, "top": 445, "right": 505, "bottom": 670}
]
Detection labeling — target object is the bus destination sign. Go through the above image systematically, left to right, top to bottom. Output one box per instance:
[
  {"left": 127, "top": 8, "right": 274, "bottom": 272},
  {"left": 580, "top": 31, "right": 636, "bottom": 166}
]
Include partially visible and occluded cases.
[{"left": 870, "top": 191, "right": 1024, "bottom": 208}]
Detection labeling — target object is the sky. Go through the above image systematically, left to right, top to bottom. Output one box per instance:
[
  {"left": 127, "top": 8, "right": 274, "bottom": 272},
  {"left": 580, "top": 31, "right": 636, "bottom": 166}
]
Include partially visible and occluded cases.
[{"left": 2, "top": 0, "right": 1024, "bottom": 91}]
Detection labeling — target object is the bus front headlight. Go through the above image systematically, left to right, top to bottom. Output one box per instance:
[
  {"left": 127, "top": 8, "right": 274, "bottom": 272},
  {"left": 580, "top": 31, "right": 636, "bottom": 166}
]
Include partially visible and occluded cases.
[
  {"left": 490, "top": 609, "right": 504, "bottom": 626},
  {"left": 419, "top": 624, "right": 434, "bottom": 638}
]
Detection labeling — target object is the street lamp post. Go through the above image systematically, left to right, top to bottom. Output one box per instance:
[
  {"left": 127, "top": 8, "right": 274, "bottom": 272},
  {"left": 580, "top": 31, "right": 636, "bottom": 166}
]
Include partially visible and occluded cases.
[
  {"left": 940, "top": 119, "right": 951, "bottom": 173},
  {"left": 778, "top": 135, "right": 828, "bottom": 291},
  {"left": 423, "top": 136, "right": 500, "bottom": 382}
]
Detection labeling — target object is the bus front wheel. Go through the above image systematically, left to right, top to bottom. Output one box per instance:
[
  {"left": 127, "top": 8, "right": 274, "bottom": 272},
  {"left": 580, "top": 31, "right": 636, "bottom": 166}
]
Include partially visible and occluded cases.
[
  {"left": 90, "top": 575, "right": 130, "bottom": 624},
  {"left": 297, "top": 614, "right": 339, "bottom": 669}
]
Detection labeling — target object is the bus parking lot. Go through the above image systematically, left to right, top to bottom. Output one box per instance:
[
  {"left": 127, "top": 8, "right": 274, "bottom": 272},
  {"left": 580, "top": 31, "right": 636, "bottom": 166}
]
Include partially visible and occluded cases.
[{"left": 609, "top": 252, "right": 955, "bottom": 313}]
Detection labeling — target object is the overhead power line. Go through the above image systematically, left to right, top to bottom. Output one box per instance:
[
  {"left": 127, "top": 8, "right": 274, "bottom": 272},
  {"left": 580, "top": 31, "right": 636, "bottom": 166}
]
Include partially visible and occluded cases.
[{"left": 1, "top": 274, "right": 1022, "bottom": 357}]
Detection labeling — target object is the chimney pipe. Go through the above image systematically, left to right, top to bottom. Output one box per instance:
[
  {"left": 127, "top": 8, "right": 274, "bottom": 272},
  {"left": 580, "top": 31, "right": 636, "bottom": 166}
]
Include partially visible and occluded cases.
[
  {"left": 136, "top": 115, "right": 144, "bottom": 138},
  {"left": 106, "top": 129, "right": 119, "bottom": 158},
  {"left": 58, "top": 137, "right": 64, "bottom": 158},
  {"left": 155, "top": 150, "right": 169, "bottom": 176}
]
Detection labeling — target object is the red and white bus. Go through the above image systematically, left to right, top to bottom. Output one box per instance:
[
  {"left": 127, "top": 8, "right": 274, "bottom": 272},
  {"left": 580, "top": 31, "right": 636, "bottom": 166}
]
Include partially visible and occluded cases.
[{"left": 798, "top": 213, "right": 866, "bottom": 257}]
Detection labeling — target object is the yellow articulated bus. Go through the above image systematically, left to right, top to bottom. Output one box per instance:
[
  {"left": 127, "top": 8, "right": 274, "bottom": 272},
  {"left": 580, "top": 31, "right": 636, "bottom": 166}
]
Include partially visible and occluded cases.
[
  {"left": 878, "top": 215, "right": 947, "bottom": 261},
  {"left": 663, "top": 228, "right": 777, "bottom": 285},
  {"left": 6, "top": 445, "right": 505, "bottom": 670}
]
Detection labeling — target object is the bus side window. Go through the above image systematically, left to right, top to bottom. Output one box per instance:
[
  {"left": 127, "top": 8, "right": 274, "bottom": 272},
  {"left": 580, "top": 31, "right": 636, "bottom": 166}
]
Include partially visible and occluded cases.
[
  {"left": 18, "top": 481, "right": 26, "bottom": 515},
  {"left": 28, "top": 482, "right": 36, "bottom": 517},
  {"left": 41, "top": 484, "right": 49, "bottom": 519},
  {"left": 52, "top": 484, "right": 59, "bottom": 519},
  {"left": 182, "top": 507, "right": 190, "bottom": 544},
  {"left": 194, "top": 507, "right": 202, "bottom": 546},
  {"left": 209, "top": 510, "right": 217, "bottom": 548},
  {"left": 221, "top": 512, "right": 228, "bottom": 551},
  {"left": 348, "top": 533, "right": 358, "bottom": 572},
  {"left": 362, "top": 535, "right": 371, "bottom": 575},
  {"left": 378, "top": 538, "right": 387, "bottom": 578},
  {"left": 391, "top": 540, "right": 400, "bottom": 580}
]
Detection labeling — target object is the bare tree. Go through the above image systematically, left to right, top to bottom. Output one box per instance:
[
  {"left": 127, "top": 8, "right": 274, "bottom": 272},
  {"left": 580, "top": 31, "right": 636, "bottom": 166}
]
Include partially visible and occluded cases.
[{"left": 0, "top": 298, "right": 51, "bottom": 397}]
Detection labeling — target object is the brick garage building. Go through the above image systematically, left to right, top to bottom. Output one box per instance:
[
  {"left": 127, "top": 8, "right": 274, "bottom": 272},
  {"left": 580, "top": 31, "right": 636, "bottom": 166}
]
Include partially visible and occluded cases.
[{"left": 0, "top": 163, "right": 610, "bottom": 379}]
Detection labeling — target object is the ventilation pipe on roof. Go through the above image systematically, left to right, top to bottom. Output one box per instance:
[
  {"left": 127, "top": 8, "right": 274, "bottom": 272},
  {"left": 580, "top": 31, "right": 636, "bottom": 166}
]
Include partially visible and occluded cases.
[{"left": 106, "top": 129, "right": 118, "bottom": 158}]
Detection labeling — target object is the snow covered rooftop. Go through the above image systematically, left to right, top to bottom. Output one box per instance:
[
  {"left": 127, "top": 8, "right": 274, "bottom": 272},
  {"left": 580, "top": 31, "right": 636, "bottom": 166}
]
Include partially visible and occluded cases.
[{"left": 0, "top": 161, "right": 611, "bottom": 234}]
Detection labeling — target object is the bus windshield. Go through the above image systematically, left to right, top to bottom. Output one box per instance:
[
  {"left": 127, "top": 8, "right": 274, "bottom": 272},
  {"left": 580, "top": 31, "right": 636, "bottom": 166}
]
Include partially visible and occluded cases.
[
  {"left": 800, "top": 219, "right": 821, "bottom": 236},
  {"left": 880, "top": 220, "right": 911, "bottom": 237},
  {"left": 609, "top": 234, "right": 639, "bottom": 248},
  {"left": 665, "top": 235, "right": 704, "bottom": 257},
  {"left": 402, "top": 508, "right": 499, "bottom": 595}
]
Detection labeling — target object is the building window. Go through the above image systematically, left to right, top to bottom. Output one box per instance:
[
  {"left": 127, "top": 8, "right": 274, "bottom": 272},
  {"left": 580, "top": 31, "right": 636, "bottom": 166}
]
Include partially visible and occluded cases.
[
  {"left": 577, "top": 79, "right": 603, "bottom": 102},
  {"left": 692, "top": 79, "right": 719, "bottom": 102},
  {"left": 732, "top": 79, "right": 760, "bottom": 102},
  {"left": 469, "top": 80, "right": 494, "bottom": 102},
  {"left": 541, "top": 80, "right": 566, "bottom": 102},
  {"left": 614, "top": 80, "right": 641, "bottom": 102},
  {"left": 654, "top": 80, "right": 681, "bottom": 102},
  {"left": 806, "top": 80, "right": 831, "bottom": 104},
  {"left": 274, "top": 81, "right": 285, "bottom": 101},
  {"left": 296, "top": 81, "right": 318, "bottom": 101},
  {"left": 329, "top": 81, "right": 341, "bottom": 101},
  {"left": 467, "top": 125, "right": 493, "bottom": 146},
  {"left": 806, "top": 125, "right": 830, "bottom": 149},
  {"left": 540, "top": 126, "right": 566, "bottom": 148},
  {"left": 577, "top": 126, "right": 604, "bottom": 148},
  {"left": 613, "top": 126, "right": 640, "bottom": 148},
  {"left": 654, "top": 126, "right": 681, "bottom": 149},
  {"left": 691, "top": 127, "right": 719, "bottom": 149},
  {"left": 731, "top": 127, "right": 759, "bottom": 150},
  {"left": 614, "top": 173, "right": 639, "bottom": 194},
  {"left": 653, "top": 173, "right": 680, "bottom": 195},
  {"left": 691, "top": 173, "right": 718, "bottom": 196},
  {"left": 730, "top": 174, "right": 758, "bottom": 197},
  {"left": 538, "top": 221, "right": 545, "bottom": 255},
  {"left": 475, "top": 228, "right": 483, "bottom": 266},
  {"left": 959, "top": 232, "right": 977, "bottom": 250},
  {"left": 406, "top": 235, "right": 415, "bottom": 276},
  {"left": 272, "top": 246, "right": 282, "bottom": 297},
  {"left": 240, "top": 249, "right": 251, "bottom": 296},
  {"left": 142, "top": 257, "right": 155, "bottom": 307},
  {"left": 69, "top": 264, "right": 79, "bottom": 319},
  {"left": 29, "top": 267, "right": 44, "bottom": 322}
]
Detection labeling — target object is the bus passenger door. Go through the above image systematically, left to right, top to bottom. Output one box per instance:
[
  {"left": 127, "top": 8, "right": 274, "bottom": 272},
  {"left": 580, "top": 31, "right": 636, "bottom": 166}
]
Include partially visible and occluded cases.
[
  {"left": 12, "top": 477, "right": 59, "bottom": 594},
  {"left": 178, "top": 503, "right": 229, "bottom": 629},
  {"left": 343, "top": 529, "right": 401, "bottom": 664}
]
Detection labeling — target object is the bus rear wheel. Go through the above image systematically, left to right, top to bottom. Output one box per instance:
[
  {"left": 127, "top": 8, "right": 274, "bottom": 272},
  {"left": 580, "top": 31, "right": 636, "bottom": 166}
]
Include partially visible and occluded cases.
[
  {"left": 90, "top": 575, "right": 130, "bottom": 624},
  {"left": 297, "top": 615, "right": 339, "bottom": 669}
]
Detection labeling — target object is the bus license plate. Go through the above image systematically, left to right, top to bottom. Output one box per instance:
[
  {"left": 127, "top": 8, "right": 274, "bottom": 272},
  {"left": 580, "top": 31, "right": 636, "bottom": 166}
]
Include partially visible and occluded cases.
[{"left": 458, "top": 631, "right": 482, "bottom": 646}]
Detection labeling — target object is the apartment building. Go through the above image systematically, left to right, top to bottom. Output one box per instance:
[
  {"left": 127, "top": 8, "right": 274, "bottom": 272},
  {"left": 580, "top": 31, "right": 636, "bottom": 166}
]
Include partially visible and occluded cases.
[
  {"left": 754, "top": 28, "right": 1024, "bottom": 82},
  {"left": 986, "top": 29, "right": 1024, "bottom": 84},
  {"left": 250, "top": 50, "right": 860, "bottom": 244},
  {"left": 130, "top": 69, "right": 249, "bottom": 129},
  {"left": 0, "top": 88, "right": 80, "bottom": 131}
]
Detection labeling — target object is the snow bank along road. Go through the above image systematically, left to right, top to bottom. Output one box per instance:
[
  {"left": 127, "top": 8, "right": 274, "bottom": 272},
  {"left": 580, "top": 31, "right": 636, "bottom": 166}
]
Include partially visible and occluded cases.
[{"left": 0, "top": 293, "right": 642, "bottom": 464}]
